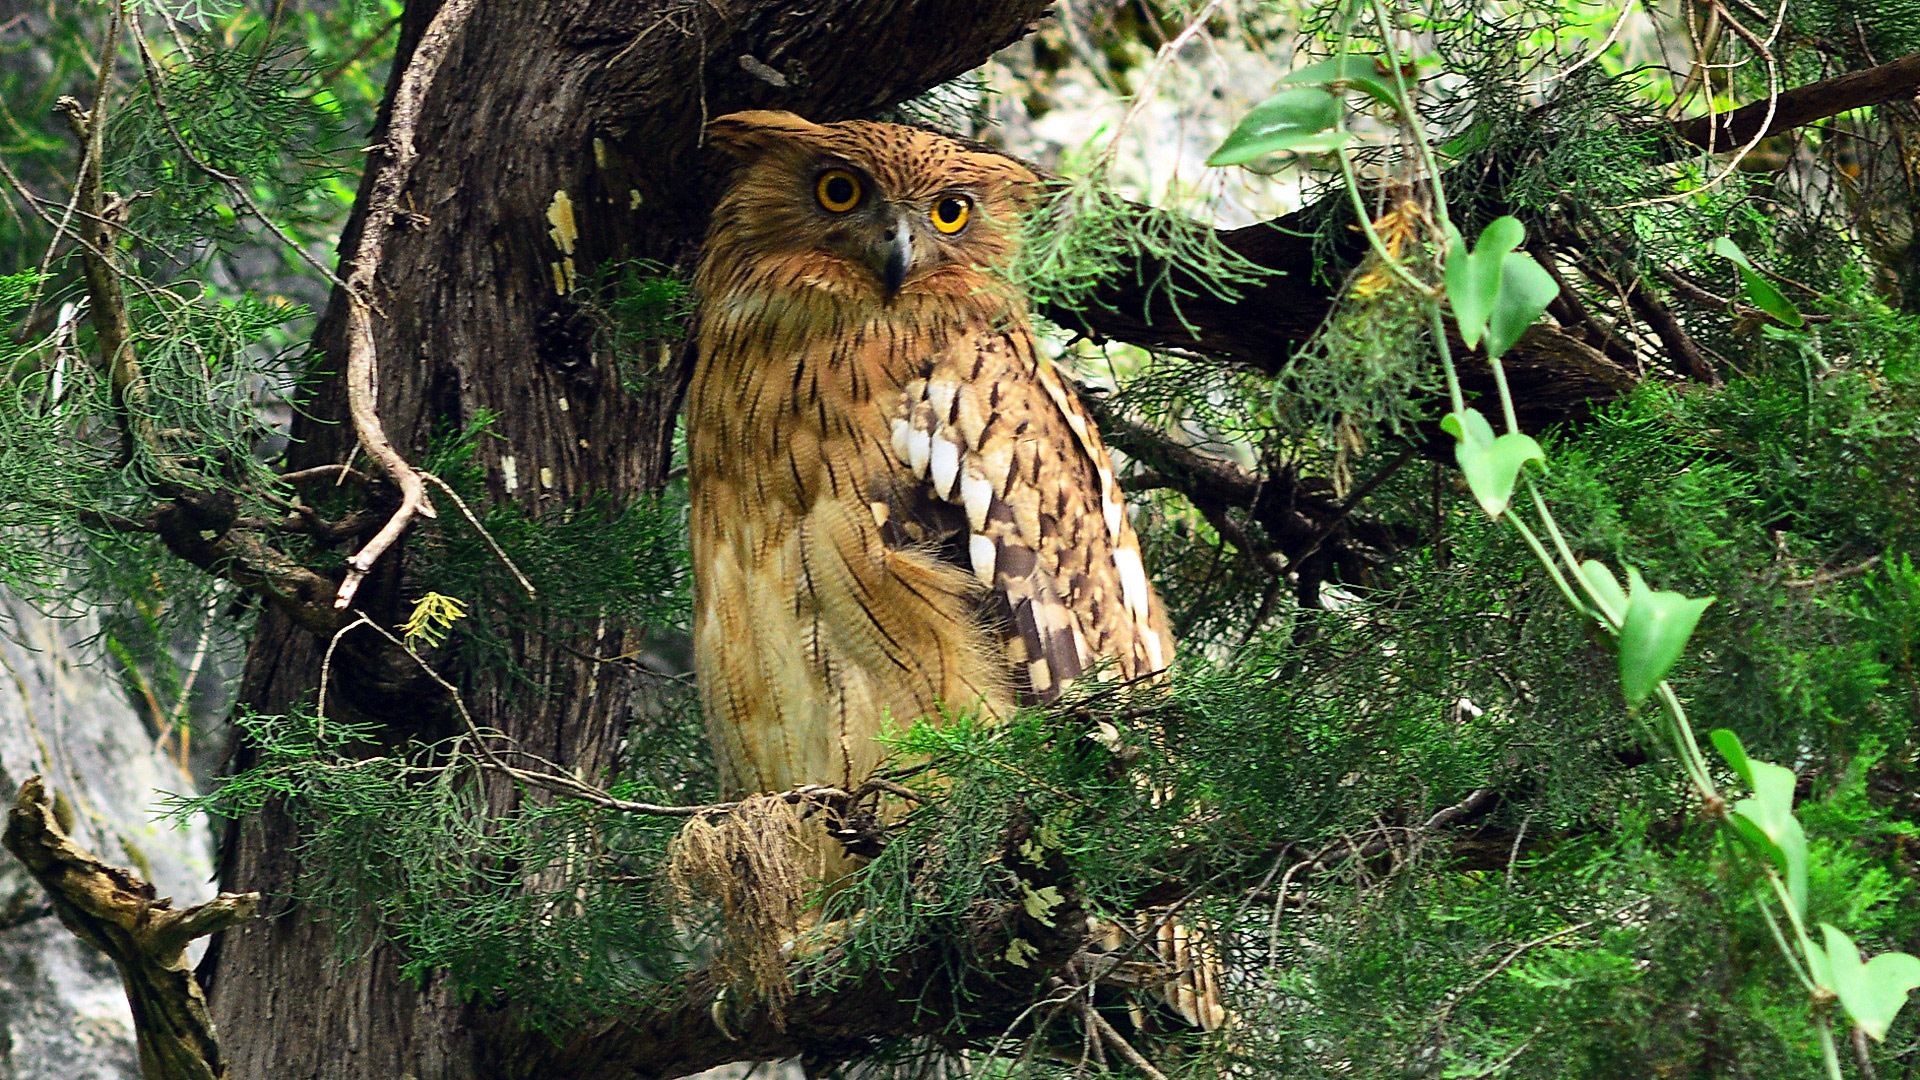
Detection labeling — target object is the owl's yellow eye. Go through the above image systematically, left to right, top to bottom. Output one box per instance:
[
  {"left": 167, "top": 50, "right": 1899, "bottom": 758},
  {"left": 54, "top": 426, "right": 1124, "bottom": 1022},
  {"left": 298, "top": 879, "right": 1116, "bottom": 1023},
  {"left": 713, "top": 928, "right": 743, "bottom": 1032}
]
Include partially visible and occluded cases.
[
  {"left": 815, "top": 170, "right": 862, "bottom": 213},
  {"left": 931, "top": 195, "right": 971, "bottom": 234}
]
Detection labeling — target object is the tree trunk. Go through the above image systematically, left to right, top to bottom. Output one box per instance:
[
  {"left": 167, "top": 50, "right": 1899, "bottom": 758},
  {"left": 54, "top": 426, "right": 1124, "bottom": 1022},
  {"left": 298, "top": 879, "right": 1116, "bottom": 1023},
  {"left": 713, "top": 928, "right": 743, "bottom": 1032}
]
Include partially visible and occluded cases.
[{"left": 202, "top": 2, "right": 1047, "bottom": 1077}]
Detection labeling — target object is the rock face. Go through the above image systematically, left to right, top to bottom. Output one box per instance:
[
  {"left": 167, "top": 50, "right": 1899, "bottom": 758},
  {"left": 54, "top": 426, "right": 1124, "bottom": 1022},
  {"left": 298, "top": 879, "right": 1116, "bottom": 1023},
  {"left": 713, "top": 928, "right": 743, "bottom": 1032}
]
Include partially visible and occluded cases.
[{"left": 0, "top": 592, "right": 216, "bottom": 1080}]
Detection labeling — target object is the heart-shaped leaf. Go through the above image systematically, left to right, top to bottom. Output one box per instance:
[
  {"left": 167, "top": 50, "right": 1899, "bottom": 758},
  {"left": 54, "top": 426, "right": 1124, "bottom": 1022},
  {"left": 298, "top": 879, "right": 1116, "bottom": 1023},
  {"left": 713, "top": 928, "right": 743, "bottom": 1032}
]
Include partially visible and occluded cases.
[
  {"left": 1208, "top": 88, "right": 1347, "bottom": 165},
  {"left": 1445, "top": 217, "right": 1526, "bottom": 350},
  {"left": 1445, "top": 217, "right": 1555, "bottom": 358},
  {"left": 1711, "top": 237, "right": 1804, "bottom": 328},
  {"left": 1441, "top": 408, "right": 1543, "bottom": 519},
  {"left": 1617, "top": 566, "right": 1714, "bottom": 706},
  {"left": 1818, "top": 924, "right": 1920, "bottom": 1041}
]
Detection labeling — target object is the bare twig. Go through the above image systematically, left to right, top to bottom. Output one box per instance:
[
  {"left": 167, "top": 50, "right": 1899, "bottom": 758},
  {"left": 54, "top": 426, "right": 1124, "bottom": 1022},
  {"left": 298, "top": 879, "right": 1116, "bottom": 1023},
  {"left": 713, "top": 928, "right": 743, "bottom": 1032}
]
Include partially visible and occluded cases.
[
  {"left": 276, "top": 463, "right": 376, "bottom": 486},
  {"left": 419, "top": 471, "right": 536, "bottom": 599},
  {"left": 1783, "top": 554, "right": 1883, "bottom": 588},
  {"left": 1081, "top": 994, "right": 1171, "bottom": 1080}
]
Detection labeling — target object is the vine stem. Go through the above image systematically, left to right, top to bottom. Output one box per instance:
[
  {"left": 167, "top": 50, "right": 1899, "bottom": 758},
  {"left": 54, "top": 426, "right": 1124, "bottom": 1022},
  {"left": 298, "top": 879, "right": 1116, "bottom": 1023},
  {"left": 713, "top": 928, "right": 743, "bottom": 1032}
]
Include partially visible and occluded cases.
[
  {"left": 1329, "top": 7, "right": 1852, "bottom": 1075},
  {"left": 1819, "top": 1016, "right": 1844, "bottom": 1080}
]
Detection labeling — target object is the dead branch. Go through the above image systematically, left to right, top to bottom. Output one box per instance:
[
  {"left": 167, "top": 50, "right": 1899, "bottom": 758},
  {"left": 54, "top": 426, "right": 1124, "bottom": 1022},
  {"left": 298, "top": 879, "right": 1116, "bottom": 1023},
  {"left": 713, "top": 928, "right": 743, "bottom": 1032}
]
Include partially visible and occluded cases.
[
  {"left": 332, "top": 0, "right": 483, "bottom": 608},
  {"left": 53, "top": 15, "right": 142, "bottom": 449},
  {"left": 3, "top": 777, "right": 258, "bottom": 1080}
]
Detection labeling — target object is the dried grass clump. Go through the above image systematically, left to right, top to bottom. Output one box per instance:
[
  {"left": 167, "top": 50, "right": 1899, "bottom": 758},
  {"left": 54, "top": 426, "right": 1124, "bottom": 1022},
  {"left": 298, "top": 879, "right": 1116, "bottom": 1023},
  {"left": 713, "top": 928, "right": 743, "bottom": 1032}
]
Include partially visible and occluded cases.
[{"left": 666, "top": 794, "right": 816, "bottom": 1016}]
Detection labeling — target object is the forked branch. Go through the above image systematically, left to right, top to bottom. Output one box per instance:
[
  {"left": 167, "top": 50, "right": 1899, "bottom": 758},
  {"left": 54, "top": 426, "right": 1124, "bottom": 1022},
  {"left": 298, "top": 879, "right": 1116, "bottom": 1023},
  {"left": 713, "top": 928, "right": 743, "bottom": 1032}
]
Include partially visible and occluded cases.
[{"left": 3, "top": 777, "right": 258, "bottom": 1080}]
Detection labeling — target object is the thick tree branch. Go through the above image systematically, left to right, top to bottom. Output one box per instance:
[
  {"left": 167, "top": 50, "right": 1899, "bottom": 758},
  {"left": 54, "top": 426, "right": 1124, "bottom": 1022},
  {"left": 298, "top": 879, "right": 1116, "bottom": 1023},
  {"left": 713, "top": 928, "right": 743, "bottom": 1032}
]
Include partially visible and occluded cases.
[
  {"left": 1673, "top": 50, "right": 1920, "bottom": 150},
  {"left": 1058, "top": 54, "right": 1920, "bottom": 425},
  {"left": 1047, "top": 209, "right": 1637, "bottom": 433},
  {"left": 4, "top": 777, "right": 258, "bottom": 1080}
]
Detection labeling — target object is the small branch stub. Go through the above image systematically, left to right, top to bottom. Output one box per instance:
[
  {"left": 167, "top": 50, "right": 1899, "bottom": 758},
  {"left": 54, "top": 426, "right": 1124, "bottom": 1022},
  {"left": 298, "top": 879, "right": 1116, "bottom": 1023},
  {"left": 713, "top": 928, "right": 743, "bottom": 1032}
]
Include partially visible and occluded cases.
[{"left": 2, "top": 777, "right": 257, "bottom": 1080}]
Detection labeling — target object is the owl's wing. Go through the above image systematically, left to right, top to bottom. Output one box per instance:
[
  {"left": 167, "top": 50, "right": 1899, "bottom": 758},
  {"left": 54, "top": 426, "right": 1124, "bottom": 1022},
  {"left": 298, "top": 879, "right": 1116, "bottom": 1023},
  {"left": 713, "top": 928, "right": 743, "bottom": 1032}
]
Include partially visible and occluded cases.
[
  {"left": 884, "top": 326, "right": 1170, "bottom": 703},
  {"left": 885, "top": 327, "right": 1226, "bottom": 1031}
]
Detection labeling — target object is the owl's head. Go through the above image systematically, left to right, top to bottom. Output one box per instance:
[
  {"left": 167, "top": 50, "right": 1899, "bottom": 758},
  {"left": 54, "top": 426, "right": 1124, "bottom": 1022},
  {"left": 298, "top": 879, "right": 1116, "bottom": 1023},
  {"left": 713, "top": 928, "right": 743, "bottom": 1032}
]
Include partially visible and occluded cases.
[{"left": 701, "top": 110, "right": 1036, "bottom": 304}]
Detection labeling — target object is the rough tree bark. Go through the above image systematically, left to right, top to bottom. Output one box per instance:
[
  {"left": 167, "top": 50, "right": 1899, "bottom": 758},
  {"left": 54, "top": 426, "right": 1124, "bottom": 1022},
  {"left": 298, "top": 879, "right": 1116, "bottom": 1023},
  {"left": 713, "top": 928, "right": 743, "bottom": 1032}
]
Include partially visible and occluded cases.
[{"left": 204, "top": 2, "right": 1047, "bottom": 1078}]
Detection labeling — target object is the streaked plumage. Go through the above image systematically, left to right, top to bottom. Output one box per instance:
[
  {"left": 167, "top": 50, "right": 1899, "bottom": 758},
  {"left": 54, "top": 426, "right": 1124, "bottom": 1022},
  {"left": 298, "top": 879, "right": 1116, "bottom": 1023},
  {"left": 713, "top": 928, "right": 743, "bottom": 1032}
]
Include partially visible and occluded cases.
[
  {"left": 690, "top": 110, "right": 1167, "bottom": 798},
  {"left": 687, "top": 111, "right": 1215, "bottom": 1027}
]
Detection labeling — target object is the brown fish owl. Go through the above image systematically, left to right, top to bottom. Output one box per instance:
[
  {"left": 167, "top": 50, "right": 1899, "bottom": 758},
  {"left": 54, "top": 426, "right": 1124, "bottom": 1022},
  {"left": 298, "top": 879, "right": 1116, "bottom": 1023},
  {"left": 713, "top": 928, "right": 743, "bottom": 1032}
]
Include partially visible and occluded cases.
[
  {"left": 688, "top": 110, "right": 1221, "bottom": 1030},
  {"left": 689, "top": 110, "right": 1170, "bottom": 806}
]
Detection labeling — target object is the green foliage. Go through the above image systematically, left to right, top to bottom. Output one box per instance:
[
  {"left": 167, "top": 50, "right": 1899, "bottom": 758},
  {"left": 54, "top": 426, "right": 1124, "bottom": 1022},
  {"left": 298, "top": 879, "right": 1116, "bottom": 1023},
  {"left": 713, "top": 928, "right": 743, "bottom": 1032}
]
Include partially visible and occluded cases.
[
  {"left": 1792, "top": 1, "right": 1920, "bottom": 64},
  {"left": 105, "top": 36, "right": 351, "bottom": 250},
  {"left": 1012, "top": 173, "right": 1274, "bottom": 330},
  {"left": 578, "top": 260, "right": 694, "bottom": 391},
  {"left": 408, "top": 416, "right": 690, "bottom": 685},
  {"left": 176, "top": 707, "right": 696, "bottom": 1030}
]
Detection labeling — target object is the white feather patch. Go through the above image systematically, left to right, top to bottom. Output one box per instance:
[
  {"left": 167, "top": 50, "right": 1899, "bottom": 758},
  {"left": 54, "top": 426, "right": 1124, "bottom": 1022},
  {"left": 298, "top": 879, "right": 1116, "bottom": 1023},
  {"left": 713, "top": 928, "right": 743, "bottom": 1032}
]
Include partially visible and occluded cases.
[
  {"left": 926, "top": 380, "right": 959, "bottom": 422},
  {"left": 890, "top": 417, "right": 914, "bottom": 465},
  {"left": 907, "top": 425, "right": 933, "bottom": 476},
  {"left": 930, "top": 435, "right": 961, "bottom": 499},
  {"left": 960, "top": 473, "right": 994, "bottom": 532},
  {"left": 1101, "top": 490, "right": 1125, "bottom": 541},
  {"left": 969, "top": 533, "right": 997, "bottom": 582},
  {"left": 1112, "top": 545, "right": 1152, "bottom": 619},
  {"left": 1141, "top": 627, "right": 1166, "bottom": 671}
]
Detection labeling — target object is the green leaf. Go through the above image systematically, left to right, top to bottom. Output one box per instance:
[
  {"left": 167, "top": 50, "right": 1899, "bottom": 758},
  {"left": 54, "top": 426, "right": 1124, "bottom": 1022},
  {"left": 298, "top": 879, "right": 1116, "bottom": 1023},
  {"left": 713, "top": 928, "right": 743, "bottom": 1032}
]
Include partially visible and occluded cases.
[
  {"left": 1277, "top": 56, "right": 1399, "bottom": 110},
  {"left": 1278, "top": 56, "right": 1384, "bottom": 84},
  {"left": 1207, "top": 88, "right": 1346, "bottom": 165},
  {"left": 1440, "top": 121, "right": 1492, "bottom": 158},
  {"left": 1445, "top": 216, "right": 1552, "bottom": 356},
  {"left": 1477, "top": 216, "right": 1527, "bottom": 259},
  {"left": 1711, "top": 237, "right": 1804, "bottom": 328},
  {"left": 1485, "top": 251, "right": 1559, "bottom": 362},
  {"left": 1441, "top": 408, "right": 1543, "bottom": 519},
  {"left": 1578, "top": 559, "right": 1627, "bottom": 625},
  {"left": 1616, "top": 566, "right": 1713, "bottom": 706},
  {"left": 1709, "top": 728, "right": 1754, "bottom": 789},
  {"left": 1727, "top": 756, "right": 1808, "bottom": 916},
  {"left": 1819, "top": 925, "right": 1920, "bottom": 1042}
]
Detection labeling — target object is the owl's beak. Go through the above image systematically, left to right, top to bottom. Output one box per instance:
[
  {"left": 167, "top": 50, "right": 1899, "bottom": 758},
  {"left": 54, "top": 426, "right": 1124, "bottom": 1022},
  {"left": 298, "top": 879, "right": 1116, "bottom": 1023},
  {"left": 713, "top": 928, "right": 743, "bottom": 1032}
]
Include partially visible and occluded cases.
[{"left": 878, "top": 210, "right": 914, "bottom": 301}]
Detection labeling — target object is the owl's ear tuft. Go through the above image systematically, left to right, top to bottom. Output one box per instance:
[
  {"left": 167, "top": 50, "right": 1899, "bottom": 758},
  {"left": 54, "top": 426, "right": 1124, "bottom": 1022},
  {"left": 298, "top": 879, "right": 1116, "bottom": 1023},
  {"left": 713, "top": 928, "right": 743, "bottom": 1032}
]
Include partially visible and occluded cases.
[{"left": 705, "top": 110, "right": 821, "bottom": 159}]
